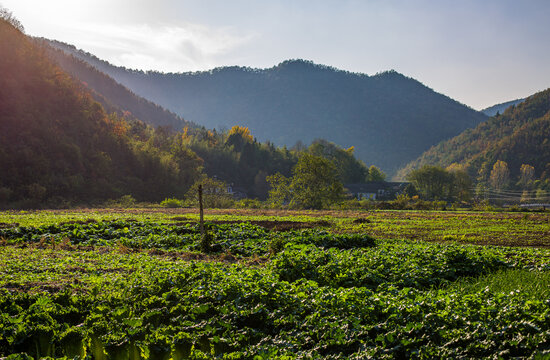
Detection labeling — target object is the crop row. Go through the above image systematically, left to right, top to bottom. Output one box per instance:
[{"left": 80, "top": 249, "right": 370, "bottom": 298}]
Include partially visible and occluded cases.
[{"left": 0, "top": 221, "right": 375, "bottom": 257}]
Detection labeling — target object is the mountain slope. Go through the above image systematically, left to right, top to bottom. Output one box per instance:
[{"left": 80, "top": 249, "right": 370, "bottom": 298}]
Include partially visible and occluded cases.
[
  {"left": 0, "top": 19, "right": 202, "bottom": 206},
  {"left": 40, "top": 39, "right": 193, "bottom": 130},
  {"left": 47, "top": 41, "right": 488, "bottom": 176},
  {"left": 397, "top": 88, "right": 550, "bottom": 182},
  {"left": 482, "top": 98, "right": 525, "bottom": 117}
]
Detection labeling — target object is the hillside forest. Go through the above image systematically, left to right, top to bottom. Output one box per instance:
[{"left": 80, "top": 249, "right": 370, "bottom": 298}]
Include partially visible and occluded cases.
[
  {"left": 0, "top": 17, "right": 383, "bottom": 209},
  {"left": 399, "top": 87, "right": 550, "bottom": 203}
]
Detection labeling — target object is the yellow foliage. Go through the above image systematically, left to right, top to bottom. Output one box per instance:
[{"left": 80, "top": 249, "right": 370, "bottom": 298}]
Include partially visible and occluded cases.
[
  {"left": 229, "top": 125, "right": 253, "bottom": 142},
  {"left": 182, "top": 126, "right": 189, "bottom": 140},
  {"left": 446, "top": 163, "right": 466, "bottom": 173}
]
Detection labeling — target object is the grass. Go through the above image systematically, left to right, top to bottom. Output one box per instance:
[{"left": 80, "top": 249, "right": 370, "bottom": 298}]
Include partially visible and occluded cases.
[{"left": 448, "top": 269, "right": 550, "bottom": 300}]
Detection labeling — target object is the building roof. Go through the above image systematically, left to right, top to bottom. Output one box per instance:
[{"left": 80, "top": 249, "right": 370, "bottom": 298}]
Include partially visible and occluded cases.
[{"left": 345, "top": 182, "right": 409, "bottom": 193}]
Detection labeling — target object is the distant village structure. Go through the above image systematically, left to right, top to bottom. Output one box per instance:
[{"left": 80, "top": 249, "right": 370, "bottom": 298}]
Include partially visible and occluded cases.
[
  {"left": 345, "top": 182, "right": 409, "bottom": 201},
  {"left": 227, "top": 184, "right": 248, "bottom": 200}
]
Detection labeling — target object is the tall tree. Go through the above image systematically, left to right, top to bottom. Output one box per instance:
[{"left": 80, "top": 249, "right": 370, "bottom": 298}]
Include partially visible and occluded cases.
[
  {"left": 308, "top": 140, "right": 368, "bottom": 183},
  {"left": 289, "top": 153, "right": 345, "bottom": 209},
  {"left": 489, "top": 160, "right": 510, "bottom": 190},
  {"left": 447, "top": 163, "right": 473, "bottom": 202},
  {"left": 518, "top": 164, "right": 535, "bottom": 189},
  {"left": 366, "top": 165, "right": 386, "bottom": 182},
  {"left": 407, "top": 165, "right": 454, "bottom": 200},
  {"left": 266, "top": 173, "right": 291, "bottom": 207}
]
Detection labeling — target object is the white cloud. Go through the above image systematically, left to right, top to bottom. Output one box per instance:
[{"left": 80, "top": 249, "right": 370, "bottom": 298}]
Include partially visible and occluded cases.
[{"left": 47, "top": 20, "right": 257, "bottom": 72}]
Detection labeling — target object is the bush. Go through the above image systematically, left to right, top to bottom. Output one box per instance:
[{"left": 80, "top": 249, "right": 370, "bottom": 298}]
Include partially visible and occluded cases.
[
  {"left": 104, "top": 195, "right": 137, "bottom": 208},
  {"left": 161, "top": 198, "right": 183, "bottom": 208},
  {"left": 235, "top": 199, "right": 265, "bottom": 209}
]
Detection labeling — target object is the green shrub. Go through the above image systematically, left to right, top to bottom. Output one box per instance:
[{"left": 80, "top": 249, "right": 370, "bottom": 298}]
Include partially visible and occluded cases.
[
  {"left": 103, "top": 195, "right": 137, "bottom": 208},
  {"left": 160, "top": 198, "right": 183, "bottom": 208},
  {"left": 235, "top": 198, "right": 265, "bottom": 209}
]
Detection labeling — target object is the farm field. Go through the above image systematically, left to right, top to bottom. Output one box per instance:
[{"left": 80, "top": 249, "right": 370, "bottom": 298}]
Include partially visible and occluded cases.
[
  {"left": 2, "top": 208, "right": 549, "bottom": 247},
  {"left": 0, "top": 209, "right": 549, "bottom": 359}
]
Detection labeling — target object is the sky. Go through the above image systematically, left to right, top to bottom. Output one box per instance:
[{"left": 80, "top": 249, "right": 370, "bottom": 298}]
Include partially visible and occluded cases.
[{"left": 3, "top": 0, "right": 550, "bottom": 110}]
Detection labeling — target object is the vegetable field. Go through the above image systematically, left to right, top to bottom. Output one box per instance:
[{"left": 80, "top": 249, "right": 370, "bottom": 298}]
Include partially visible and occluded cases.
[{"left": 0, "top": 209, "right": 549, "bottom": 359}]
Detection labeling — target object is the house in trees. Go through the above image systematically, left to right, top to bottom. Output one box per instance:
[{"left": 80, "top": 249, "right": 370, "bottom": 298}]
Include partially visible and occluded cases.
[
  {"left": 345, "top": 182, "right": 409, "bottom": 201},
  {"left": 227, "top": 184, "right": 248, "bottom": 200}
]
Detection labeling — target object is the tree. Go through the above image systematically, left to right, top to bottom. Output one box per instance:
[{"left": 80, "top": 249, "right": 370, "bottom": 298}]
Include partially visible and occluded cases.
[
  {"left": 0, "top": 6, "right": 24, "bottom": 32},
  {"left": 225, "top": 125, "right": 253, "bottom": 151},
  {"left": 228, "top": 125, "right": 253, "bottom": 142},
  {"left": 308, "top": 139, "right": 368, "bottom": 183},
  {"left": 289, "top": 153, "right": 345, "bottom": 209},
  {"left": 267, "top": 154, "right": 345, "bottom": 209},
  {"left": 489, "top": 160, "right": 510, "bottom": 190},
  {"left": 477, "top": 161, "right": 491, "bottom": 183},
  {"left": 541, "top": 163, "right": 550, "bottom": 180},
  {"left": 446, "top": 164, "right": 473, "bottom": 202},
  {"left": 518, "top": 164, "right": 535, "bottom": 189},
  {"left": 366, "top": 165, "right": 386, "bottom": 182},
  {"left": 406, "top": 165, "right": 454, "bottom": 200},
  {"left": 252, "top": 170, "right": 270, "bottom": 199},
  {"left": 266, "top": 173, "right": 291, "bottom": 207},
  {"left": 186, "top": 177, "right": 233, "bottom": 208},
  {"left": 536, "top": 189, "right": 548, "bottom": 202},
  {"left": 520, "top": 190, "right": 532, "bottom": 204}
]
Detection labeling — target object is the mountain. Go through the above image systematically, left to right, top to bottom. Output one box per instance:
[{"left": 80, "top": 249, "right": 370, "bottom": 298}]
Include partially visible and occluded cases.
[
  {"left": 0, "top": 18, "right": 202, "bottom": 207},
  {"left": 39, "top": 39, "right": 193, "bottom": 131},
  {"left": 46, "top": 41, "right": 488, "bottom": 176},
  {"left": 397, "top": 88, "right": 550, "bottom": 182},
  {"left": 481, "top": 98, "right": 525, "bottom": 117}
]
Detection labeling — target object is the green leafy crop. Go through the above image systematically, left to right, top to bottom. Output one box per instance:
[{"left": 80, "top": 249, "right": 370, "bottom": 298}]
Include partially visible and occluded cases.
[{"left": 0, "top": 216, "right": 549, "bottom": 359}]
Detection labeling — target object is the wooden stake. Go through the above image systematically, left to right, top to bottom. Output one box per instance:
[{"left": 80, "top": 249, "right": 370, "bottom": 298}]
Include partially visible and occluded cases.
[
  {"left": 198, "top": 184, "right": 204, "bottom": 236},
  {"left": 198, "top": 184, "right": 211, "bottom": 252}
]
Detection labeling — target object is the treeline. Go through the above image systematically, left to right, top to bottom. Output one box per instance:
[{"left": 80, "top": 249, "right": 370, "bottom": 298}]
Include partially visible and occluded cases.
[
  {"left": 180, "top": 129, "right": 386, "bottom": 200},
  {"left": 405, "top": 160, "right": 550, "bottom": 205}
]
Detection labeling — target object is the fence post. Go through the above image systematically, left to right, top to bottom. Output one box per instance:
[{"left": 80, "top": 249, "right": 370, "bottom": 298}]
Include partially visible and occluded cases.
[
  {"left": 198, "top": 184, "right": 204, "bottom": 237},
  {"left": 198, "top": 184, "right": 210, "bottom": 252}
]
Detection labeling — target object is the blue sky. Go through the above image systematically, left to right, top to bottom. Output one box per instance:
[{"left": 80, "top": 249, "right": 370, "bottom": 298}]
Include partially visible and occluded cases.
[{"left": 3, "top": 0, "right": 550, "bottom": 109}]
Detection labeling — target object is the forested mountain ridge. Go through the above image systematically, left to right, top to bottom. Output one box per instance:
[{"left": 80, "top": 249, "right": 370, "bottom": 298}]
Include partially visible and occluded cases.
[
  {"left": 0, "top": 18, "right": 204, "bottom": 206},
  {"left": 39, "top": 39, "right": 194, "bottom": 131},
  {"left": 46, "top": 40, "right": 488, "bottom": 176},
  {"left": 397, "top": 88, "right": 550, "bottom": 183},
  {"left": 482, "top": 98, "right": 525, "bottom": 117}
]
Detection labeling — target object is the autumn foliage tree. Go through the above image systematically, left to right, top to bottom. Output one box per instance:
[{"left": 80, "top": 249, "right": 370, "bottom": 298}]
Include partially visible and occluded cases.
[
  {"left": 489, "top": 160, "right": 510, "bottom": 190},
  {"left": 518, "top": 164, "right": 535, "bottom": 189}
]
